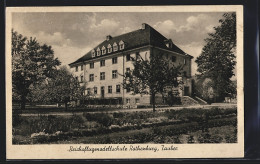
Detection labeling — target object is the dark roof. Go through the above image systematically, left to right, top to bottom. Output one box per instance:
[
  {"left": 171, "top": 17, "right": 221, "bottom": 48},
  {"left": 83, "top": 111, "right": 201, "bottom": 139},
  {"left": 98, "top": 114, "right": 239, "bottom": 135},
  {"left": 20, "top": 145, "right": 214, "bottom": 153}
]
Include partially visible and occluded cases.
[{"left": 69, "top": 23, "right": 192, "bottom": 66}]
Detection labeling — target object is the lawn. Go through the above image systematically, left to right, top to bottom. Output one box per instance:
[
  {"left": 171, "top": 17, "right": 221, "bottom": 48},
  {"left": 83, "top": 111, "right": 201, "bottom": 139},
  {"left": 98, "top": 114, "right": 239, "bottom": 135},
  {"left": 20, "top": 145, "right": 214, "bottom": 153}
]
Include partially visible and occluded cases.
[{"left": 12, "top": 107, "right": 237, "bottom": 144}]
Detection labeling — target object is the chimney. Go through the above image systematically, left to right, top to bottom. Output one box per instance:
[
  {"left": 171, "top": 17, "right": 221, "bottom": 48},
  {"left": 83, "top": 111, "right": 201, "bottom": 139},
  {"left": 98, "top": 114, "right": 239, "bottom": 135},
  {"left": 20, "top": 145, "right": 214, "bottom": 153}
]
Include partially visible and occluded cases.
[
  {"left": 141, "top": 23, "right": 147, "bottom": 30},
  {"left": 106, "top": 35, "right": 112, "bottom": 41}
]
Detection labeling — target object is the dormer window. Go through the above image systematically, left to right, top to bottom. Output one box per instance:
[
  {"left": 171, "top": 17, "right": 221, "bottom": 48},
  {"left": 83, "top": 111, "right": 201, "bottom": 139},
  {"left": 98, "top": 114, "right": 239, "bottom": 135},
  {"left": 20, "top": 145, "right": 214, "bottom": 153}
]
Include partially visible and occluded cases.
[
  {"left": 119, "top": 40, "right": 125, "bottom": 50},
  {"left": 113, "top": 42, "right": 118, "bottom": 52},
  {"left": 107, "top": 44, "right": 112, "bottom": 53},
  {"left": 102, "top": 46, "right": 106, "bottom": 55},
  {"left": 96, "top": 47, "right": 101, "bottom": 56},
  {"left": 91, "top": 50, "right": 96, "bottom": 58}
]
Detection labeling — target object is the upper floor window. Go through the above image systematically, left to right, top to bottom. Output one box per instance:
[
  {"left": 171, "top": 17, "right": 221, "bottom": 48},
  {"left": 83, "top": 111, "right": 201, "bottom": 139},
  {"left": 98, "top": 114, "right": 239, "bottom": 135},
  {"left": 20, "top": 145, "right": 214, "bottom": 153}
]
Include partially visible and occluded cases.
[
  {"left": 119, "top": 40, "right": 125, "bottom": 50},
  {"left": 113, "top": 42, "right": 118, "bottom": 52},
  {"left": 107, "top": 44, "right": 112, "bottom": 53},
  {"left": 102, "top": 46, "right": 106, "bottom": 55},
  {"left": 96, "top": 47, "right": 101, "bottom": 56},
  {"left": 91, "top": 50, "right": 95, "bottom": 58},
  {"left": 126, "top": 54, "right": 131, "bottom": 61},
  {"left": 172, "top": 56, "right": 176, "bottom": 62},
  {"left": 112, "top": 57, "right": 117, "bottom": 64},
  {"left": 100, "top": 60, "right": 105, "bottom": 67},
  {"left": 90, "top": 62, "right": 94, "bottom": 69},
  {"left": 81, "top": 65, "right": 83, "bottom": 71},
  {"left": 75, "top": 66, "right": 78, "bottom": 72},
  {"left": 112, "top": 70, "right": 118, "bottom": 79},
  {"left": 100, "top": 72, "right": 105, "bottom": 80},
  {"left": 89, "top": 74, "right": 94, "bottom": 82},
  {"left": 75, "top": 76, "right": 78, "bottom": 81},
  {"left": 116, "top": 84, "right": 121, "bottom": 93},
  {"left": 108, "top": 86, "right": 112, "bottom": 93},
  {"left": 94, "top": 87, "right": 97, "bottom": 94},
  {"left": 126, "top": 87, "right": 130, "bottom": 93}
]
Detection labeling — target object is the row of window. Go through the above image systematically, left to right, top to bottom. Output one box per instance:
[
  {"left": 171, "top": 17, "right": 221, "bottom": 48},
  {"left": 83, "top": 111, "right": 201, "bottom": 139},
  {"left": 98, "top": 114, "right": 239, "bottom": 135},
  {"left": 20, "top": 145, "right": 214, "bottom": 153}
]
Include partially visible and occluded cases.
[
  {"left": 92, "top": 40, "right": 125, "bottom": 58},
  {"left": 75, "top": 53, "right": 186, "bottom": 72},
  {"left": 75, "top": 54, "right": 133, "bottom": 72},
  {"left": 75, "top": 65, "right": 83, "bottom": 72},
  {"left": 89, "top": 70, "right": 118, "bottom": 82},
  {"left": 87, "top": 85, "right": 122, "bottom": 94},
  {"left": 126, "top": 98, "right": 140, "bottom": 104}
]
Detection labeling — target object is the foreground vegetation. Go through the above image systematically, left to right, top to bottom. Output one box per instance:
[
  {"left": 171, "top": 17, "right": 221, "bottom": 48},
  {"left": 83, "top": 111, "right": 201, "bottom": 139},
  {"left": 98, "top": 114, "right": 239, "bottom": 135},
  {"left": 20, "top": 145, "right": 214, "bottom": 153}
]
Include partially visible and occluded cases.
[{"left": 13, "top": 107, "right": 237, "bottom": 144}]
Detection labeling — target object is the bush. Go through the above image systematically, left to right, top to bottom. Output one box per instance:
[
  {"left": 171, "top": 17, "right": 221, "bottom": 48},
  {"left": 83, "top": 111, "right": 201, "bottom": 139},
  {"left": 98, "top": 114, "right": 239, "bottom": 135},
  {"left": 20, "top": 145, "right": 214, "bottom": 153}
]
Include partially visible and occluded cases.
[{"left": 83, "top": 112, "right": 113, "bottom": 127}]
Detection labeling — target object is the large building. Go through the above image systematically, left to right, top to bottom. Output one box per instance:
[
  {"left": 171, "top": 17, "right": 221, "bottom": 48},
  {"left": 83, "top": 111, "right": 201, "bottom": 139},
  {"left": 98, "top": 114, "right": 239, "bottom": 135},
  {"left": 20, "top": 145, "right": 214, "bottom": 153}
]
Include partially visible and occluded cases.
[{"left": 69, "top": 23, "right": 193, "bottom": 106}]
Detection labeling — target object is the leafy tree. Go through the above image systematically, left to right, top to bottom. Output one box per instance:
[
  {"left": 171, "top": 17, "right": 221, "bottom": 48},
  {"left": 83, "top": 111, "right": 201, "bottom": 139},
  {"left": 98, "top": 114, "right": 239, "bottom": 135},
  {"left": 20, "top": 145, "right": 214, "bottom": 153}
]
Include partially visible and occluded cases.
[
  {"left": 195, "top": 13, "right": 236, "bottom": 102},
  {"left": 12, "top": 30, "right": 61, "bottom": 110},
  {"left": 122, "top": 54, "right": 182, "bottom": 112},
  {"left": 29, "top": 66, "right": 85, "bottom": 110}
]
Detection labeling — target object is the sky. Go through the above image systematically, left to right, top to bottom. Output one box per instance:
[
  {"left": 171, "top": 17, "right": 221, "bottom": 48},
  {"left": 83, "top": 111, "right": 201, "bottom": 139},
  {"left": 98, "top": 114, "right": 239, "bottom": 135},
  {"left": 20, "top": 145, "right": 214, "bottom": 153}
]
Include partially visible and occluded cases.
[{"left": 12, "top": 12, "right": 226, "bottom": 75}]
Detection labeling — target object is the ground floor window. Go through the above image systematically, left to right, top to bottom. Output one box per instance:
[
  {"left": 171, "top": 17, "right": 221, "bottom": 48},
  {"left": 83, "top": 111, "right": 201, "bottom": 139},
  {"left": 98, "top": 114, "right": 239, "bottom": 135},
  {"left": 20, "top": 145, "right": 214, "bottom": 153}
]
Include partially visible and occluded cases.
[
  {"left": 116, "top": 85, "right": 120, "bottom": 93},
  {"left": 108, "top": 86, "right": 112, "bottom": 93},
  {"left": 94, "top": 87, "right": 97, "bottom": 94},
  {"left": 126, "top": 98, "right": 130, "bottom": 104},
  {"left": 135, "top": 98, "right": 140, "bottom": 104}
]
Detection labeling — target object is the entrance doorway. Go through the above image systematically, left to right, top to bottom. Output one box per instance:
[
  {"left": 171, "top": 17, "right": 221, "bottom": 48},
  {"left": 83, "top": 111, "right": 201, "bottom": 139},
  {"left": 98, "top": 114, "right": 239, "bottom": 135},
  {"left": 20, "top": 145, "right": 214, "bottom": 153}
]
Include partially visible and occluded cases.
[{"left": 184, "top": 86, "right": 189, "bottom": 96}]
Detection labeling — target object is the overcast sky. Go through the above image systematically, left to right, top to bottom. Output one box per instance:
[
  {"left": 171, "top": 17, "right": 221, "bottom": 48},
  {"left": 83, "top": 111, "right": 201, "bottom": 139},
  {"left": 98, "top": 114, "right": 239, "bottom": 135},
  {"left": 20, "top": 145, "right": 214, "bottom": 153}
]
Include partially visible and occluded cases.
[{"left": 12, "top": 12, "right": 226, "bottom": 75}]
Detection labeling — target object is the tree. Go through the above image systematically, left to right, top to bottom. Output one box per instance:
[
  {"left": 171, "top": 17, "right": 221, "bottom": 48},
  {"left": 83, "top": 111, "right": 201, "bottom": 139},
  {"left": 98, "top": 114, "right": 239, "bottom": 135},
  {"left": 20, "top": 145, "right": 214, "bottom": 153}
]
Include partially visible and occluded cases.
[
  {"left": 195, "top": 13, "right": 236, "bottom": 102},
  {"left": 12, "top": 30, "right": 61, "bottom": 110},
  {"left": 122, "top": 53, "right": 183, "bottom": 112},
  {"left": 30, "top": 66, "right": 85, "bottom": 110}
]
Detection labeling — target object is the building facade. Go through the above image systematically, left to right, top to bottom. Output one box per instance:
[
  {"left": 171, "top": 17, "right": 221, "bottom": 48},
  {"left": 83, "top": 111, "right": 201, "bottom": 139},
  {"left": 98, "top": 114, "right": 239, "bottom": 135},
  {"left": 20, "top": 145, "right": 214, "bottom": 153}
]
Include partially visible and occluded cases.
[{"left": 69, "top": 23, "right": 193, "bottom": 106}]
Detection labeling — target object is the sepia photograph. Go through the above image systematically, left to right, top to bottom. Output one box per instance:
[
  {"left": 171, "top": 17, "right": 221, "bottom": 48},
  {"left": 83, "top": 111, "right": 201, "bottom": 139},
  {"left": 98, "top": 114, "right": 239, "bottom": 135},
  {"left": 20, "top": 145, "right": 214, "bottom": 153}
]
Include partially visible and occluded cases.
[{"left": 6, "top": 6, "right": 244, "bottom": 159}]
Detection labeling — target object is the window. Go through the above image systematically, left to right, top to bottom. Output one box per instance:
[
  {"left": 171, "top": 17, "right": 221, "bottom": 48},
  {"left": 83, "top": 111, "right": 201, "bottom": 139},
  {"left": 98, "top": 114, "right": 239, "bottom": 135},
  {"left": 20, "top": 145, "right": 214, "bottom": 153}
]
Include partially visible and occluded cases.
[
  {"left": 119, "top": 40, "right": 124, "bottom": 50},
  {"left": 113, "top": 42, "right": 118, "bottom": 52},
  {"left": 107, "top": 44, "right": 112, "bottom": 53},
  {"left": 102, "top": 46, "right": 106, "bottom": 55},
  {"left": 96, "top": 48, "right": 101, "bottom": 56},
  {"left": 91, "top": 50, "right": 95, "bottom": 58},
  {"left": 126, "top": 54, "right": 131, "bottom": 61},
  {"left": 172, "top": 56, "right": 176, "bottom": 62},
  {"left": 112, "top": 57, "right": 117, "bottom": 64},
  {"left": 184, "top": 58, "right": 186, "bottom": 65},
  {"left": 100, "top": 60, "right": 105, "bottom": 67},
  {"left": 90, "top": 62, "right": 94, "bottom": 69},
  {"left": 81, "top": 65, "right": 83, "bottom": 71},
  {"left": 75, "top": 66, "right": 78, "bottom": 72},
  {"left": 126, "top": 67, "right": 130, "bottom": 72},
  {"left": 112, "top": 70, "right": 118, "bottom": 79},
  {"left": 100, "top": 72, "right": 105, "bottom": 80},
  {"left": 89, "top": 74, "right": 94, "bottom": 82},
  {"left": 80, "top": 75, "right": 84, "bottom": 82},
  {"left": 75, "top": 76, "right": 78, "bottom": 81},
  {"left": 116, "top": 85, "right": 121, "bottom": 93},
  {"left": 108, "top": 86, "right": 112, "bottom": 93},
  {"left": 94, "top": 87, "right": 97, "bottom": 94},
  {"left": 126, "top": 87, "right": 130, "bottom": 93},
  {"left": 87, "top": 88, "right": 90, "bottom": 95},
  {"left": 126, "top": 98, "right": 130, "bottom": 104},
  {"left": 135, "top": 98, "right": 140, "bottom": 104}
]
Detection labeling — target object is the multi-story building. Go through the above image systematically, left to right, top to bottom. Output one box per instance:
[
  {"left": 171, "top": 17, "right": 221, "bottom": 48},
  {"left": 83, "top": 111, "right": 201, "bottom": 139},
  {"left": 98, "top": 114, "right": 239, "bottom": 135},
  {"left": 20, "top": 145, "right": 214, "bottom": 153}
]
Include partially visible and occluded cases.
[{"left": 69, "top": 23, "right": 193, "bottom": 106}]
